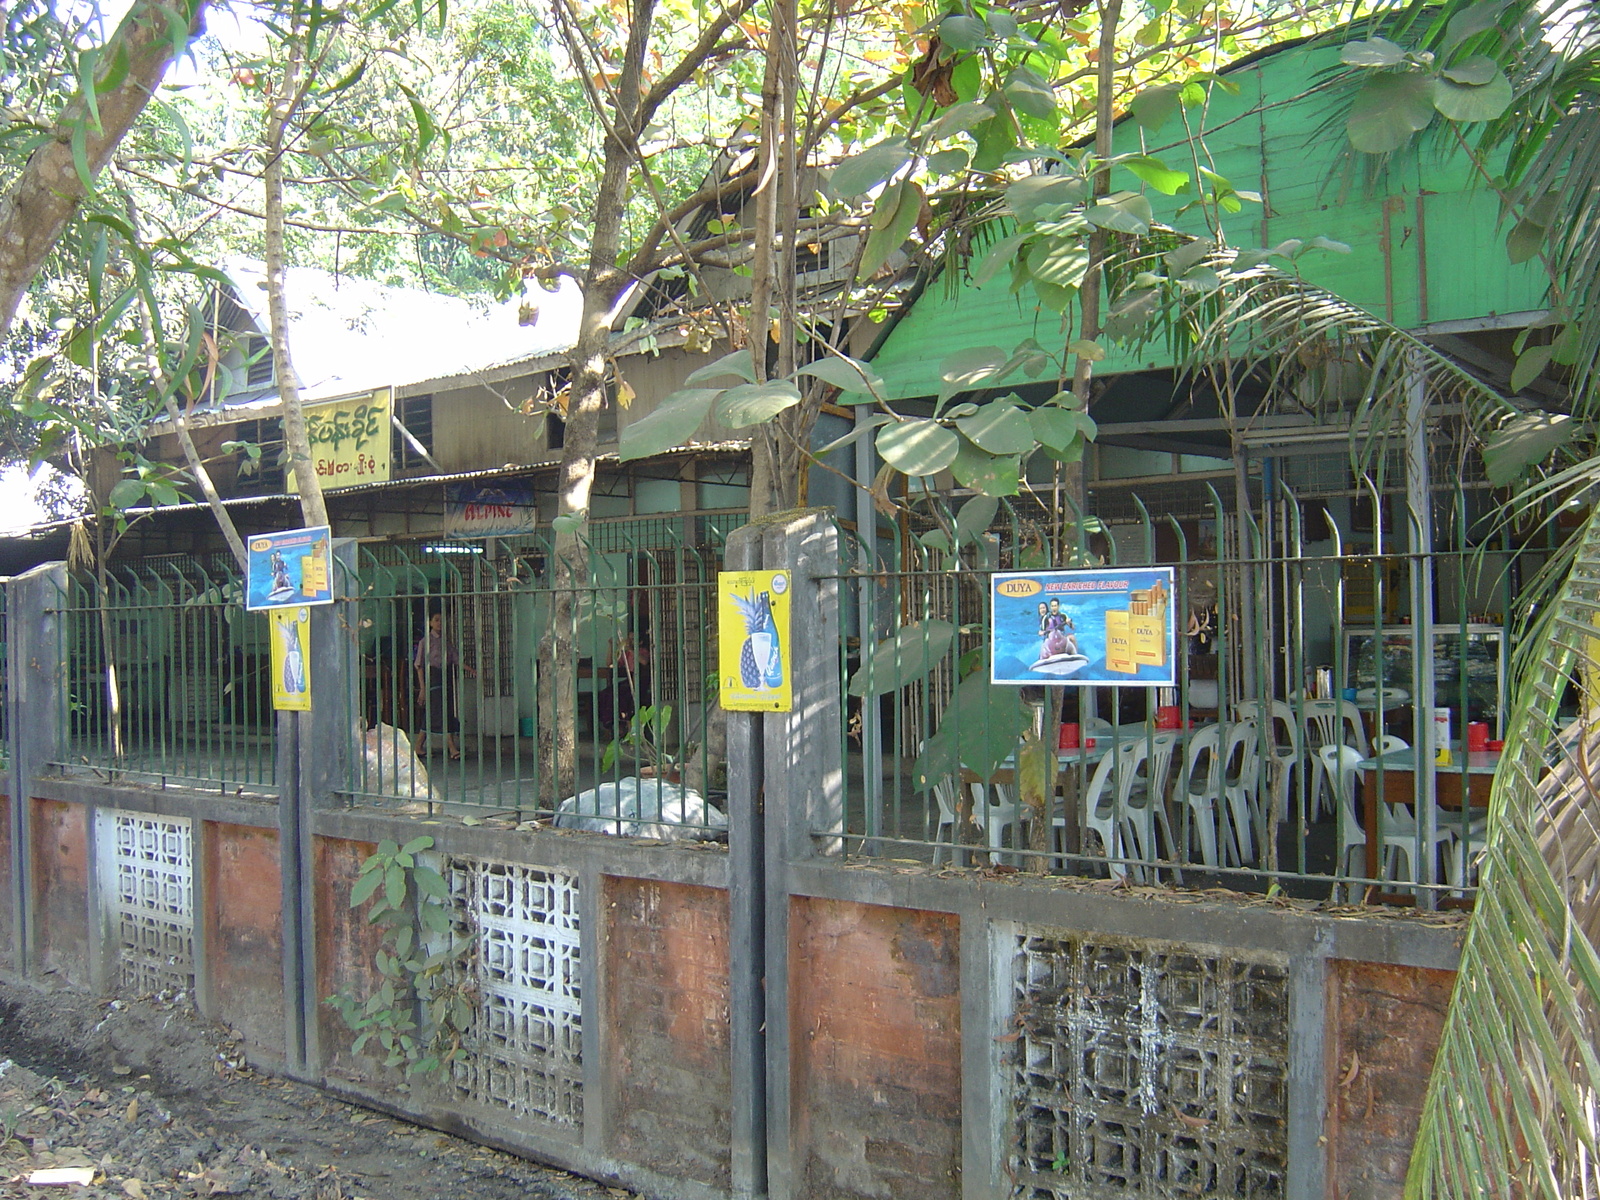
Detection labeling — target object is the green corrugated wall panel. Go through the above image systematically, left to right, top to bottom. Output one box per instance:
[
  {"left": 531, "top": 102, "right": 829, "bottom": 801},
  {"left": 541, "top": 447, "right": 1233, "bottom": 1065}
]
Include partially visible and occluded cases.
[{"left": 873, "top": 36, "right": 1550, "bottom": 401}]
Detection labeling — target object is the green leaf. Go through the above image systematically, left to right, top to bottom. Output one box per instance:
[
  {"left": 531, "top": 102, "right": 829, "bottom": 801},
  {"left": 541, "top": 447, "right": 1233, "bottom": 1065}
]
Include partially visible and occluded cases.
[
  {"left": 1442, "top": 2, "right": 1505, "bottom": 51},
  {"left": 986, "top": 9, "right": 1020, "bottom": 39},
  {"left": 939, "top": 14, "right": 988, "bottom": 51},
  {"left": 1340, "top": 37, "right": 1407, "bottom": 67},
  {"left": 1441, "top": 54, "right": 1498, "bottom": 85},
  {"left": 1003, "top": 67, "right": 1056, "bottom": 119},
  {"left": 1432, "top": 69, "right": 1513, "bottom": 122},
  {"left": 1347, "top": 72, "right": 1436, "bottom": 153},
  {"left": 1130, "top": 83, "right": 1181, "bottom": 131},
  {"left": 929, "top": 101, "right": 996, "bottom": 139},
  {"left": 971, "top": 105, "right": 1018, "bottom": 171},
  {"left": 832, "top": 138, "right": 912, "bottom": 197},
  {"left": 925, "top": 148, "right": 970, "bottom": 176},
  {"left": 1121, "top": 155, "right": 1188, "bottom": 195},
  {"left": 1007, "top": 174, "right": 1087, "bottom": 223},
  {"left": 859, "top": 180, "right": 923, "bottom": 278},
  {"left": 1086, "top": 192, "right": 1153, "bottom": 235},
  {"left": 1507, "top": 217, "right": 1547, "bottom": 264},
  {"left": 972, "top": 232, "right": 1031, "bottom": 287},
  {"left": 1304, "top": 235, "right": 1352, "bottom": 255},
  {"left": 1026, "top": 236, "right": 1091, "bottom": 288},
  {"left": 1164, "top": 239, "right": 1211, "bottom": 275},
  {"left": 1229, "top": 247, "right": 1276, "bottom": 270},
  {"left": 1177, "top": 265, "right": 1222, "bottom": 293},
  {"left": 1102, "top": 288, "right": 1162, "bottom": 341},
  {"left": 1068, "top": 339, "right": 1105, "bottom": 362},
  {"left": 1509, "top": 344, "right": 1554, "bottom": 393},
  {"left": 938, "top": 346, "right": 1011, "bottom": 403},
  {"left": 685, "top": 349, "right": 757, "bottom": 386},
  {"left": 796, "top": 355, "right": 883, "bottom": 400},
  {"left": 716, "top": 380, "right": 803, "bottom": 427},
  {"left": 619, "top": 388, "right": 720, "bottom": 460},
  {"left": 957, "top": 402, "right": 1035, "bottom": 455},
  {"left": 1030, "top": 404, "right": 1095, "bottom": 452},
  {"left": 1480, "top": 413, "right": 1573, "bottom": 484},
  {"left": 878, "top": 419, "right": 960, "bottom": 476},
  {"left": 951, "top": 438, "right": 1021, "bottom": 496},
  {"left": 107, "top": 479, "right": 145, "bottom": 510},
  {"left": 955, "top": 494, "right": 999, "bottom": 545},
  {"left": 551, "top": 513, "right": 585, "bottom": 535},
  {"left": 848, "top": 620, "right": 957, "bottom": 696},
  {"left": 913, "top": 673, "right": 1029, "bottom": 786},
  {"left": 400, "top": 836, "right": 433, "bottom": 856},
  {"left": 412, "top": 865, "right": 448, "bottom": 901},
  {"left": 384, "top": 866, "right": 407, "bottom": 911},
  {"left": 350, "top": 867, "right": 384, "bottom": 908}
]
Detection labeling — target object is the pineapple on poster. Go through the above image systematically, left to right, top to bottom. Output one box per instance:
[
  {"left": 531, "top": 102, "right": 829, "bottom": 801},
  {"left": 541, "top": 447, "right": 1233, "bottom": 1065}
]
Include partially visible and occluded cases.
[{"left": 718, "top": 570, "right": 792, "bottom": 712}]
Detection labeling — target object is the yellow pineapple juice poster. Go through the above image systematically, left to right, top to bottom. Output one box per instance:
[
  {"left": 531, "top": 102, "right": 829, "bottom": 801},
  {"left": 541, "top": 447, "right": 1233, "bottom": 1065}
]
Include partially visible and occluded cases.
[
  {"left": 718, "top": 570, "right": 793, "bottom": 712},
  {"left": 270, "top": 607, "right": 312, "bottom": 711}
]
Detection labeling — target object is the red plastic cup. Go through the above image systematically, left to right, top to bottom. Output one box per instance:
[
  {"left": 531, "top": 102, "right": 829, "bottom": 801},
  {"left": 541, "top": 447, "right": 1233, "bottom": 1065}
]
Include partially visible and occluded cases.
[
  {"left": 1156, "top": 705, "right": 1181, "bottom": 730},
  {"left": 1467, "top": 721, "right": 1489, "bottom": 752},
  {"left": 1059, "top": 723, "right": 1080, "bottom": 750},
  {"left": 1084, "top": 737, "right": 1098, "bottom": 750}
]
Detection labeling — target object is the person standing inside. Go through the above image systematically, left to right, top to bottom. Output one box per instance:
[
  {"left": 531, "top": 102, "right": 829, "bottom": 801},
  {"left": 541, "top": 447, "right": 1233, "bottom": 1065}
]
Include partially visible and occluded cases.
[{"left": 414, "top": 610, "right": 475, "bottom": 759}]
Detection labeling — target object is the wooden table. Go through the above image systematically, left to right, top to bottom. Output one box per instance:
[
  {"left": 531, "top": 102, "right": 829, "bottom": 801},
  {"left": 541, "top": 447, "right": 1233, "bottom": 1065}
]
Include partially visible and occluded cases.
[{"left": 1356, "top": 748, "right": 1499, "bottom": 879}]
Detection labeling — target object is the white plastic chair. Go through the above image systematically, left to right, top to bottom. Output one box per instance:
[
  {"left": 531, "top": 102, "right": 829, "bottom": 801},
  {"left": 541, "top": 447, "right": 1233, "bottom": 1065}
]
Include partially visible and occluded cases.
[
  {"left": 1302, "top": 698, "right": 1369, "bottom": 816},
  {"left": 1236, "top": 700, "right": 1302, "bottom": 831},
  {"left": 1220, "top": 720, "right": 1263, "bottom": 865},
  {"left": 1176, "top": 724, "right": 1223, "bottom": 867},
  {"left": 1115, "top": 732, "right": 1180, "bottom": 875},
  {"left": 1317, "top": 744, "right": 1370, "bottom": 895},
  {"left": 1322, "top": 744, "right": 1452, "bottom": 890},
  {"left": 1076, "top": 749, "right": 1127, "bottom": 877},
  {"left": 964, "top": 772, "right": 1026, "bottom": 863}
]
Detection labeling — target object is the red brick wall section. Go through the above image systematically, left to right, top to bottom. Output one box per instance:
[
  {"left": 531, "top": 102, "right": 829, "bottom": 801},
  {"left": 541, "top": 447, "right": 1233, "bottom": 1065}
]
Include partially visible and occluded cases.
[
  {"left": 0, "top": 795, "right": 11, "bottom": 970},
  {"left": 31, "top": 799, "right": 89, "bottom": 985},
  {"left": 204, "top": 823, "right": 285, "bottom": 1063},
  {"left": 313, "top": 836, "right": 386, "bottom": 1079},
  {"left": 604, "top": 877, "right": 731, "bottom": 1187},
  {"left": 789, "top": 897, "right": 961, "bottom": 1200},
  {"left": 1328, "top": 959, "right": 1457, "bottom": 1200}
]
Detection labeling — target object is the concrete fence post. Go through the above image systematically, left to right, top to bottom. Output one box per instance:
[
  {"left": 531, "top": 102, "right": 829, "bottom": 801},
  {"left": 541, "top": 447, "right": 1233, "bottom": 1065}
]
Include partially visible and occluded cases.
[
  {"left": 280, "top": 537, "right": 360, "bottom": 1077},
  {"left": 7, "top": 561, "right": 67, "bottom": 978}
]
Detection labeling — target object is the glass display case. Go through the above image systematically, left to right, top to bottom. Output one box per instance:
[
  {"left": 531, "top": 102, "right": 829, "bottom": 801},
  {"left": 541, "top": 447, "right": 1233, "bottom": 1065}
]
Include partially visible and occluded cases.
[{"left": 1343, "top": 624, "right": 1507, "bottom": 736}]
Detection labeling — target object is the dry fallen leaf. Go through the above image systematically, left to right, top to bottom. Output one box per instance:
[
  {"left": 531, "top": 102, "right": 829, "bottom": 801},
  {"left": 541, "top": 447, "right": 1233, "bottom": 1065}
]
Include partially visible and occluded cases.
[
  {"left": 1338, "top": 1050, "right": 1361, "bottom": 1089},
  {"left": 124, "top": 1099, "right": 138, "bottom": 1123},
  {"left": 122, "top": 1178, "right": 147, "bottom": 1199}
]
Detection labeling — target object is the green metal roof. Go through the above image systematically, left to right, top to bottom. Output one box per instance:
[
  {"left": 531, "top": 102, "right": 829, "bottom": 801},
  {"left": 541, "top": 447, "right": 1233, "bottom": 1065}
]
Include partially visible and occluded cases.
[{"left": 871, "top": 35, "right": 1549, "bottom": 402}]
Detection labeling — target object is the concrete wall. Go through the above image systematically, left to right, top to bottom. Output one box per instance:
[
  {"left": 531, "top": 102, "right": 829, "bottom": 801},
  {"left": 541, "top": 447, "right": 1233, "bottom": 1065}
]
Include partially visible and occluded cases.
[
  {"left": 0, "top": 794, "right": 10, "bottom": 971},
  {"left": 31, "top": 798, "right": 90, "bottom": 985},
  {"left": 203, "top": 822, "right": 286, "bottom": 1063},
  {"left": 604, "top": 876, "right": 732, "bottom": 1189},
  {"left": 788, "top": 898, "right": 962, "bottom": 1200},
  {"left": 1326, "top": 959, "right": 1457, "bottom": 1200}
]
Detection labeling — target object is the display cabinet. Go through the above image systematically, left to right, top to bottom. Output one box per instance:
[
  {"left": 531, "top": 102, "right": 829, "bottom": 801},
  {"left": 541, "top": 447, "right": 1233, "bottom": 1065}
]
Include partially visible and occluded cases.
[{"left": 1343, "top": 624, "right": 1506, "bottom": 736}]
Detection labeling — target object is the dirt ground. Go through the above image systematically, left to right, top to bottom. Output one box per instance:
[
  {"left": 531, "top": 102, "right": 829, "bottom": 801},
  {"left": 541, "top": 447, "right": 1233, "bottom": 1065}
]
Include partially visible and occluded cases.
[{"left": 0, "top": 978, "right": 633, "bottom": 1200}]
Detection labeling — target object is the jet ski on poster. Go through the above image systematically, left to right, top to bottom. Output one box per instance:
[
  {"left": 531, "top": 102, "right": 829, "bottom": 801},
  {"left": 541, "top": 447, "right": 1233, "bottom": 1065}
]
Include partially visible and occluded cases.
[{"left": 990, "top": 567, "right": 1176, "bottom": 687}]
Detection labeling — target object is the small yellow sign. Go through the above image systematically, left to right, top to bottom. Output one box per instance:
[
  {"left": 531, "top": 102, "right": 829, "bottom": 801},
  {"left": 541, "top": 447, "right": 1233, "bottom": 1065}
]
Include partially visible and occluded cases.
[
  {"left": 289, "top": 387, "right": 392, "bottom": 493},
  {"left": 718, "top": 570, "right": 793, "bottom": 712},
  {"left": 270, "top": 607, "right": 312, "bottom": 711}
]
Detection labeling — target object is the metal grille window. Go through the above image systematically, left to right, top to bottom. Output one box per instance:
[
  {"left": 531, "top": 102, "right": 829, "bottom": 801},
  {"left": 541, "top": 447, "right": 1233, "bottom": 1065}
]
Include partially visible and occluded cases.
[
  {"left": 392, "top": 393, "right": 434, "bottom": 471},
  {"left": 232, "top": 418, "right": 285, "bottom": 494},
  {"left": 97, "top": 811, "right": 195, "bottom": 996},
  {"left": 447, "top": 858, "right": 582, "bottom": 1127},
  {"left": 1008, "top": 931, "right": 1289, "bottom": 1200}
]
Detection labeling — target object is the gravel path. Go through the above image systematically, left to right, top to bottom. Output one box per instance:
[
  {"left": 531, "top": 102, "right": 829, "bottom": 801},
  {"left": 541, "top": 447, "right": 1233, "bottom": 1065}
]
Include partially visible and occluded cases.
[{"left": 0, "top": 978, "right": 632, "bottom": 1200}]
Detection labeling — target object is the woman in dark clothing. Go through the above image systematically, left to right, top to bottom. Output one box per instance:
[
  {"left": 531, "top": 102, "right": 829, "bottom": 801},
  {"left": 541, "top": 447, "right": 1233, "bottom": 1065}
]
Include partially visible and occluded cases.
[{"left": 414, "top": 611, "right": 475, "bottom": 758}]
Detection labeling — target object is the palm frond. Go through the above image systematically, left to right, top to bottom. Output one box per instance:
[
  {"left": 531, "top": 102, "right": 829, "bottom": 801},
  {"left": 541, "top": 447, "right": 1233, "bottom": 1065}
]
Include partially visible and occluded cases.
[{"left": 1406, "top": 508, "right": 1600, "bottom": 1200}]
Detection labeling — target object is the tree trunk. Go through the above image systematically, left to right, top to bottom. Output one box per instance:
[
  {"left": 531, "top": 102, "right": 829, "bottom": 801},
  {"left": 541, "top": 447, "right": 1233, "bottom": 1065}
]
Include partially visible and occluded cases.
[
  {"left": 0, "top": 0, "right": 209, "bottom": 335},
  {"left": 537, "top": 0, "right": 655, "bottom": 806},
  {"left": 263, "top": 32, "right": 329, "bottom": 530}
]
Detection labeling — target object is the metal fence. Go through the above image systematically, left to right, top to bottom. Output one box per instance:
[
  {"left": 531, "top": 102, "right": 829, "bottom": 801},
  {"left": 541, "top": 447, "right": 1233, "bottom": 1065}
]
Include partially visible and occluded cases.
[
  {"left": 832, "top": 481, "right": 1536, "bottom": 905},
  {"left": 340, "top": 526, "right": 728, "bottom": 838},
  {"left": 53, "top": 557, "right": 278, "bottom": 793}
]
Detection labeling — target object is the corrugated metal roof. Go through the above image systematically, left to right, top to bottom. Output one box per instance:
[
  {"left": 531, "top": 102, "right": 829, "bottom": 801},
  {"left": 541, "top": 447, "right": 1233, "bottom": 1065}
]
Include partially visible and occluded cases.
[{"left": 869, "top": 35, "right": 1549, "bottom": 403}]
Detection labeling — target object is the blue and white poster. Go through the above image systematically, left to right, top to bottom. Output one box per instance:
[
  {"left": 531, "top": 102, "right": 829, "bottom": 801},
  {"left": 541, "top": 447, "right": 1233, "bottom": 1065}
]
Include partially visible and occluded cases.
[
  {"left": 245, "top": 526, "right": 333, "bottom": 611},
  {"left": 990, "top": 567, "right": 1177, "bottom": 687}
]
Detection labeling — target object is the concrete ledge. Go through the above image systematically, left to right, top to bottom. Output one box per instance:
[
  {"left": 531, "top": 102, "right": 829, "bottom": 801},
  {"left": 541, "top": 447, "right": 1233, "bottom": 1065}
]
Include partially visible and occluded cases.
[
  {"left": 27, "top": 777, "right": 280, "bottom": 832},
  {"left": 312, "top": 808, "right": 731, "bottom": 890},
  {"left": 783, "top": 860, "right": 1464, "bottom": 972}
]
